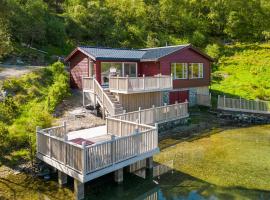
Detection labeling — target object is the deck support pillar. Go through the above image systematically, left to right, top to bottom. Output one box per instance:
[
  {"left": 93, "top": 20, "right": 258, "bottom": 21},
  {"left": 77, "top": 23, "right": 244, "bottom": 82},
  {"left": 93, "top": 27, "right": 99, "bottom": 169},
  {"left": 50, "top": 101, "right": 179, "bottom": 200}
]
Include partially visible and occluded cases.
[
  {"left": 82, "top": 91, "right": 85, "bottom": 107},
  {"left": 146, "top": 157, "right": 153, "bottom": 169},
  {"left": 114, "top": 168, "right": 123, "bottom": 183},
  {"left": 58, "top": 171, "right": 67, "bottom": 186},
  {"left": 74, "top": 179, "right": 84, "bottom": 200}
]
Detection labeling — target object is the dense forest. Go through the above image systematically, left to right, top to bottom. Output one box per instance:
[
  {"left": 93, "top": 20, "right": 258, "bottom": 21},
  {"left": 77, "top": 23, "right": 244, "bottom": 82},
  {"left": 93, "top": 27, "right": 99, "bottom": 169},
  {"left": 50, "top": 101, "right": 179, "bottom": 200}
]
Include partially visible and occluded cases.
[{"left": 1, "top": 0, "right": 270, "bottom": 60}]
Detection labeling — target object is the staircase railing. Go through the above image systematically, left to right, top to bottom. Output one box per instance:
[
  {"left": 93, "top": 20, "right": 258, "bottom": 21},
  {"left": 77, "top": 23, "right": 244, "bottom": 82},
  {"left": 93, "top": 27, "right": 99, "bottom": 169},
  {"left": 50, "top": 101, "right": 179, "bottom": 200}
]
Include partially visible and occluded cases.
[{"left": 83, "top": 77, "right": 116, "bottom": 116}]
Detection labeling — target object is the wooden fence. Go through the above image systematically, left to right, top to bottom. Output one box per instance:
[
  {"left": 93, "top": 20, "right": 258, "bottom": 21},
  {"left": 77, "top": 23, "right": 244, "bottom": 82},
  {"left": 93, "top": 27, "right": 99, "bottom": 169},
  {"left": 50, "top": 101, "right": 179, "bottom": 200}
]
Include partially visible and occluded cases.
[
  {"left": 109, "top": 75, "right": 173, "bottom": 93},
  {"left": 217, "top": 95, "right": 270, "bottom": 114},
  {"left": 112, "top": 102, "right": 189, "bottom": 125},
  {"left": 36, "top": 123, "right": 158, "bottom": 175}
]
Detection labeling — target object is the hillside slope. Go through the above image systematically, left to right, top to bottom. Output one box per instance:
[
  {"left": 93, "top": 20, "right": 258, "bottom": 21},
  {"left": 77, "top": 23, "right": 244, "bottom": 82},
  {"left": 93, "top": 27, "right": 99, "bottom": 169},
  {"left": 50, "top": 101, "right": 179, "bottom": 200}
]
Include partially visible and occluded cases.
[{"left": 211, "top": 43, "right": 270, "bottom": 101}]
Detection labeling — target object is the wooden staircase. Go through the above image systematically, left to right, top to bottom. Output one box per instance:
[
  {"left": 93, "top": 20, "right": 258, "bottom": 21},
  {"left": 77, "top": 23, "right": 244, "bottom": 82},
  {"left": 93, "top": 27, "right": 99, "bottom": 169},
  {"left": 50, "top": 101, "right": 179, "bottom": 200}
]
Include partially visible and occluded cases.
[
  {"left": 83, "top": 78, "right": 124, "bottom": 116},
  {"left": 104, "top": 90, "right": 124, "bottom": 115}
]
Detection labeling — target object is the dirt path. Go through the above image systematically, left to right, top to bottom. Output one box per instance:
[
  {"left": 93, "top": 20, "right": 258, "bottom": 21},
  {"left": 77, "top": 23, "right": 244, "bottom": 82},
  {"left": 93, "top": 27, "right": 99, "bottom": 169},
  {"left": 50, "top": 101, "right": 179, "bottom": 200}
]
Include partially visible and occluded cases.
[{"left": 0, "top": 65, "right": 44, "bottom": 80}]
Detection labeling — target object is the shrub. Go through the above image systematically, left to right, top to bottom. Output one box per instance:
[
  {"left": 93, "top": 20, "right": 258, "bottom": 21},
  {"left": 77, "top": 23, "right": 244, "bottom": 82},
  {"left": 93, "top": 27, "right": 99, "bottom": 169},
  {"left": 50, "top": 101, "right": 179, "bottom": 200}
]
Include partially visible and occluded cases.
[
  {"left": 206, "top": 43, "right": 222, "bottom": 60},
  {"left": 0, "top": 97, "right": 18, "bottom": 124},
  {"left": 0, "top": 122, "right": 9, "bottom": 145}
]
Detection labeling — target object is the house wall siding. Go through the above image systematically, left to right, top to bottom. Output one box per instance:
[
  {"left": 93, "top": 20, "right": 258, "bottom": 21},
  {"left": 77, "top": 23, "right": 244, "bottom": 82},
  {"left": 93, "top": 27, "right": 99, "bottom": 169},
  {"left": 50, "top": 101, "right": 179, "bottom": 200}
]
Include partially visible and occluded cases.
[
  {"left": 69, "top": 51, "right": 89, "bottom": 89},
  {"left": 139, "top": 62, "right": 160, "bottom": 76}
]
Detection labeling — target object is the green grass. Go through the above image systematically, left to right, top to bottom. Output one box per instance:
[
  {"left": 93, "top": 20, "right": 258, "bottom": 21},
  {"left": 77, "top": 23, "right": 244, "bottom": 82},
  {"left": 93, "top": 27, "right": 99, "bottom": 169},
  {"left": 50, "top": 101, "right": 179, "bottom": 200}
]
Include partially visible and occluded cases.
[
  {"left": 211, "top": 43, "right": 270, "bottom": 100},
  {"left": 155, "top": 125, "right": 270, "bottom": 191}
]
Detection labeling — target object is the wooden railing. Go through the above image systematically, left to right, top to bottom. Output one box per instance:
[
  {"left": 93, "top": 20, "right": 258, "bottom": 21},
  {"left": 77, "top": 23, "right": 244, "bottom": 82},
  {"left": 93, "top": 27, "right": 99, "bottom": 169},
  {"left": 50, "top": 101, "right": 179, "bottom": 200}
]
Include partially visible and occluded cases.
[
  {"left": 109, "top": 75, "right": 173, "bottom": 93},
  {"left": 82, "top": 77, "right": 116, "bottom": 116},
  {"left": 197, "top": 93, "right": 211, "bottom": 107},
  {"left": 217, "top": 95, "right": 270, "bottom": 114},
  {"left": 112, "top": 102, "right": 189, "bottom": 125},
  {"left": 106, "top": 117, "right": 156, "bottom": 137},
  {"left": 36, "top": 123, "right": 158, "bottom": 175},
  {"left": 36, "top": 128, "right": 84, "bottom": 173}
]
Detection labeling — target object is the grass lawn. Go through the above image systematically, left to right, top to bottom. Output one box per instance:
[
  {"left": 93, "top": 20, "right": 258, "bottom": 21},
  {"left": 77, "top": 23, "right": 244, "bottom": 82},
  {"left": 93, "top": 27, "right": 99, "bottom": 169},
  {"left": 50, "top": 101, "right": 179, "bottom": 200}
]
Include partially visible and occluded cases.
[
  {"left": 211, "top": 43, "right": 270, "bottom": 100},
  {"left": 155, "top": 125, "right": 270, "bottom": 191}
]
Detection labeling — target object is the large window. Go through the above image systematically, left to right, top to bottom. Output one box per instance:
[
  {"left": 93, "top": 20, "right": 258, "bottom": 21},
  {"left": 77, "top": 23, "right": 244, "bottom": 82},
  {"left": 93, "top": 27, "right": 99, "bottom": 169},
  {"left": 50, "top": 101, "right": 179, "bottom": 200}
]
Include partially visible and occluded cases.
[
  {"left": 100, "top": 62, "right": 137, "bottom": 85},
  {"left": 171, "top": 63, "right": 188, "bottom": 79},
  {"left": 189, "top": 63, "right": 203, "bottom": 79}
]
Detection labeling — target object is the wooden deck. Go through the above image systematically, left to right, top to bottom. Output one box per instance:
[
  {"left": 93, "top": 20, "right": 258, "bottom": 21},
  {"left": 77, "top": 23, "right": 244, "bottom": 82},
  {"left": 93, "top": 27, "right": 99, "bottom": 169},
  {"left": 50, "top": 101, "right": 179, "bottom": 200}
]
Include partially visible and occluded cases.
[
  {"left": 217, "top": 95, "right": 270, "bottom": 114},
  {"left": 36, "top": 102, "right": 189, "bottom": 184},
  {"left": 36, "top": 119, "right": 159, "bottom": 183}
]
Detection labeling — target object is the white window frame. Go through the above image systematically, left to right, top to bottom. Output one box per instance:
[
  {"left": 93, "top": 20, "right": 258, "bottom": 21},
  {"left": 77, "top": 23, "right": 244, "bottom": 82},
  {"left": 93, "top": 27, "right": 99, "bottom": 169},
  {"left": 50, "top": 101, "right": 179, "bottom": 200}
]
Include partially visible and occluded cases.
[
  {"left": 122, "top": 62, "right": 138, "bottom": 77},
  {"left": 171, "top": 63, "right": 188, "bottom": 79},
  {"left": 190, "top": 63, "right": 203, "bottom": 79}
]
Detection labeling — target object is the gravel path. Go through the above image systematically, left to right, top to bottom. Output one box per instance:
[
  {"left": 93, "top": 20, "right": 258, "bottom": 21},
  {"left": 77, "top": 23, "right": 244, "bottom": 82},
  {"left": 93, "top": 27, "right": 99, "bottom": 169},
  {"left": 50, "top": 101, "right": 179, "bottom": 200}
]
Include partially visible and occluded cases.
[{"left": 0, "top": 65, "right": 44, "bottom": 80}]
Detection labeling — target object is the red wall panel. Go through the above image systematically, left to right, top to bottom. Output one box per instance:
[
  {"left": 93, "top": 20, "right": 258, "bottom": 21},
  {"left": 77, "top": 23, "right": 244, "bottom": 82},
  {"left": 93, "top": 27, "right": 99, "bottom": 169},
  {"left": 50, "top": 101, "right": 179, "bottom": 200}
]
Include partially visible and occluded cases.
[
  {"left": 159, "top": 48, "right": 211, "bottom": 89},
  {"left": 69, "top": 51, "right": 89, "bottom": 89},
  {"left": 169, "top": 90, "right": 189, "bottom": 104}
]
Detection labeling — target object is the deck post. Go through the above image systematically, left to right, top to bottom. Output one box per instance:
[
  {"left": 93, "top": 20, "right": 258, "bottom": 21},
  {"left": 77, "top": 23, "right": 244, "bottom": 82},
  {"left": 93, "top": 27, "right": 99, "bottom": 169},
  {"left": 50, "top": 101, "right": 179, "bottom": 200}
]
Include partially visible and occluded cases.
[
  {"left": 117, "top": 75, "right": 119, "bottom": 90},
  {"left": 126, "top": 75, "right": 129, "bottom": 91},
  {"left": 82, "top": 91, "right": 85, "bottom": 107},
  {"left": 223, "top": 95, "right": 226, "bottom": 108},
  {"left": 175, "top": 101, "right": 178, "bottom": 117},
  {"left": 164, "top": 103, "right": 168, "bottom": 120},
  {"left": 152, "top": 105, "right": 155, "bottom": 123},
  {"left": 138, "top": 107, "right": 141, "bottom": 124},
  {"left": 63, "top": 121, "right": 67, "bottom": 135},
  {"left": 36, "top": 126, "right": 41, "bottom": 153},
  {"left": 111, "top": 135, "right": 116, "bottom": 163},
  {"left": 82, "top": 141, "right": 86, "bottom": 176},
  {"left": 146, "top": 157, "right": 153, "bottom": 169},
  {"left": 114, "top": 168, "right": 123, "bottom": 184},
  {"left": 58, "top": 171, "right": 68, "bottom": 186},
  {"left": 74, "top": 179, "right": 84, "bottom": 200}
]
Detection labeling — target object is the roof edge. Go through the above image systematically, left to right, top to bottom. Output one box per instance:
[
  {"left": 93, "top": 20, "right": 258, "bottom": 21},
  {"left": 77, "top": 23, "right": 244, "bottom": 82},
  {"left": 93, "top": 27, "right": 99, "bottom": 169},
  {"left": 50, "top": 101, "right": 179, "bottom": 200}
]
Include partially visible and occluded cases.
[{"left": 64, "top": 47, "right": 96, "bottom": 62}]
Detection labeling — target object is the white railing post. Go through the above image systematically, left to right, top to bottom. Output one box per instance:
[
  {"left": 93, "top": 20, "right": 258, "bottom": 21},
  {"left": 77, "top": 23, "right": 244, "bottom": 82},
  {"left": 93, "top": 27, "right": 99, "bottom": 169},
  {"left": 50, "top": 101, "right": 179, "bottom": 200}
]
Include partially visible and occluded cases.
[
  {"left": 143, "top": 74, "right": 145, "bottom": 90},
  {"left": 157, "top": 74, "right": 160, "bottom": 89},
  {"left": 117, "top": 75, "right": 119, "bottom": 90},
  {"left": 126, "top": 75, "right": 129, "bottom": 91},
  {"left": 223, "top": 95, "right": 226, "bottom": 108},
  {"left": 239, "top": 97, "right": 242, "bottom": 109},
  {"left": 175, "top": 101, "right": 178, "bottom": 117},
  {"left": 164, "top": 103, "right": 168, "bottom": 120},
  {"left": 152, "top": 105, "right": 156, "bottom": 123},
  {"left": 138, "top": 107, "right": 141, "bottom": 124},
  {"left": 120, "top": 119, "right": 122, "bottom": 136},
  {"left": 135, "top": 120, "right": 140, "bottom": 155},
  {"left": 63, "top": 121, "right": 67, "bottom": 136},
  {"left": 36, "top": 126, "right": 41, "bottom": 154},
  {"left": 49, "top": 131, "right": 52, "bottom": 158},
  {"left": 64, "top": 134, "right": 68, "bottom": 166},
  {"left": 111, "top": 135, "right": 116, "bottom": 164},
  {"left": 82, "top": 141, "right": 87, "bottom": 175}
]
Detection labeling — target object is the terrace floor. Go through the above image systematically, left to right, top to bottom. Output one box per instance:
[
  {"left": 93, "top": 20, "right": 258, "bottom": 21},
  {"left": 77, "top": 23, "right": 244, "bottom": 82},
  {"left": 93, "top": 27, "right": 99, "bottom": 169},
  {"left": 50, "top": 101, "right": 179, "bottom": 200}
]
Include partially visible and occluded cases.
[{"left": 67, "top": 125, "right": 111, "bottom": 144}]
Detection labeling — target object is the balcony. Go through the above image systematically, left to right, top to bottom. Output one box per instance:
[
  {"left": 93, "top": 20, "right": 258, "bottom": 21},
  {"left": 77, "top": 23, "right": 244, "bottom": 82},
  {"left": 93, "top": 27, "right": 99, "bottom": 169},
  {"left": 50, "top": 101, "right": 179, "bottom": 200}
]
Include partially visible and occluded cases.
[{"left": 108, "top": 75, "right": 173, "bottom": 94}]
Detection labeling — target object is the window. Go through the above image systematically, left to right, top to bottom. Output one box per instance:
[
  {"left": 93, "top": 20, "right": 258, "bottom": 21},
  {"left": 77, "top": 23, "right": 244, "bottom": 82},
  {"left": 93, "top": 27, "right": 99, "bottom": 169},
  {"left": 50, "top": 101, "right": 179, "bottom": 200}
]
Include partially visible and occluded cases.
[
  {"left": 123, "top": 63, "right": 137, "bottom": 77},
  {"left": 171, "top": 63, "right": 188, "bottom": 79},
  {"left": 189, "top": 63, "right": 203, "bottom": 79}
]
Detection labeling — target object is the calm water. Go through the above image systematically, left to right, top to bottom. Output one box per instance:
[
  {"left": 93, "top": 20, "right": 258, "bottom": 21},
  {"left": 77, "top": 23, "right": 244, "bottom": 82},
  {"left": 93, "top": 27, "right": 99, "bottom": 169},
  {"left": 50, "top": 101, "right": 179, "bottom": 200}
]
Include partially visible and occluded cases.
[
  {"left": 1, "top": 125, "right": 270, "bottom": 200},
  {"left": 82, "top": 125, "right": 270, "bottom": 200},
  {"left": 83, "top": 165, "right": 270, "bottom": 200}
]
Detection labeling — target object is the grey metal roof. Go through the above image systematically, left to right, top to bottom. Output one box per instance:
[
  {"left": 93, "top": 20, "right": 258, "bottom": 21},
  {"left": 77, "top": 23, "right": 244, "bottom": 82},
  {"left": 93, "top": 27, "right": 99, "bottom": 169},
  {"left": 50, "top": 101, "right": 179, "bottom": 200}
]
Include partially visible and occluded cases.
[
  {"left": 77, "top": 44, "right": 192, "bottom": 61},
  {"left": 140, "top": 45, "right": 190, "bottom": 61},
  {"left": 79, "top": 46, "right": 146, "bottom": 61}
]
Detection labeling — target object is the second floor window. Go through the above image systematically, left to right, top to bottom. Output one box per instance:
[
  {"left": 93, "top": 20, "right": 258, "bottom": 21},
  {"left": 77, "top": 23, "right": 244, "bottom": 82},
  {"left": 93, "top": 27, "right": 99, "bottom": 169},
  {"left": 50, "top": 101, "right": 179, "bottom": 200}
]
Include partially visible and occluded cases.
[
  {"left": 171, "top": 63, "right": 188, "bottom": 79},
  {"left": 189, "top": 63, "right": 203, "bottom": 78}
]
